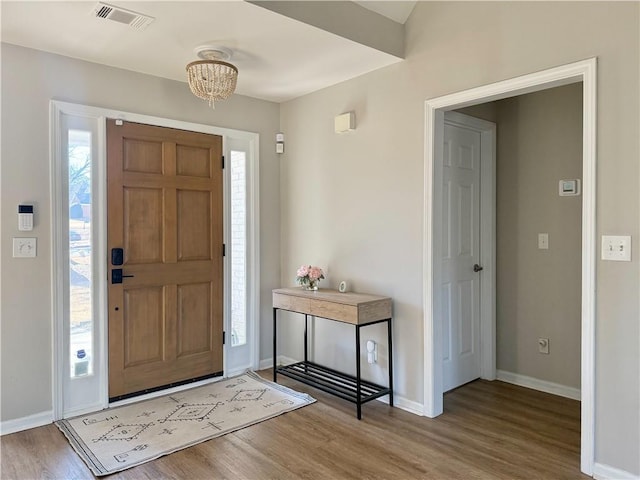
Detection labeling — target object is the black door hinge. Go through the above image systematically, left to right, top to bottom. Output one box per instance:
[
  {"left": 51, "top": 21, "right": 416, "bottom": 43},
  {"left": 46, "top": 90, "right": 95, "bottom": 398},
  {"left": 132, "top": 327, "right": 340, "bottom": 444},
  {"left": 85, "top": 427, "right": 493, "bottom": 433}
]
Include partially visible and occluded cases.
[
  {"left": 221, "top": 155, "right": 225, "bottom": 169},
  {"left": 222, "top": 244, "right": 226, "bottom": 257},
  {"left": 223, "top": 331, "right": 226, "bottom": 345}
]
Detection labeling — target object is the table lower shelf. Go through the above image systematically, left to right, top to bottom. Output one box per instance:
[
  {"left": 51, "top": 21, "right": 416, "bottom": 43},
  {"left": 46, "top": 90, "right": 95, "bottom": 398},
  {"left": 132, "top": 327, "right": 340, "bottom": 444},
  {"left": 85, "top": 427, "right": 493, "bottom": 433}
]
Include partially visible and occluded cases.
[{"left": 276, "top": 361, "right": 391, "bottom": 404}]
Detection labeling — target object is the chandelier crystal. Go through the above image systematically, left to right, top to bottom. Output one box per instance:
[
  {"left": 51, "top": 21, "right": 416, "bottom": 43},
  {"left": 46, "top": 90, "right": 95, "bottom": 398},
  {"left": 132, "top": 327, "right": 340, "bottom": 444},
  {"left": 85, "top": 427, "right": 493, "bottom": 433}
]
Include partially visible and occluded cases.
[{"left": 186, "top": 47, "right": 238, "bottom": 109}]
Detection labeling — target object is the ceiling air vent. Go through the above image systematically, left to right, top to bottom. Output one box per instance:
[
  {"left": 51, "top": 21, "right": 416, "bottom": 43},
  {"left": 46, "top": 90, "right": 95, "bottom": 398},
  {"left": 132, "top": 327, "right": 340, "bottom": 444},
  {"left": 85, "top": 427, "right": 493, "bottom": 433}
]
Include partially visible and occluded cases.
[{"left": 92, "top": 2, "right": 154, "bottom": 30}]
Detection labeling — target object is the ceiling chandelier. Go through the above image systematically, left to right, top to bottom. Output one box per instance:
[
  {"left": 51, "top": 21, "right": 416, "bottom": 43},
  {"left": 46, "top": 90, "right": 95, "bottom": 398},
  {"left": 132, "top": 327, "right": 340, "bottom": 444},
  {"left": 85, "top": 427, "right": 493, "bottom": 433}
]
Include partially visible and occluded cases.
[{"left": 186, "top": 46, "right": 238, "bottom": 109}]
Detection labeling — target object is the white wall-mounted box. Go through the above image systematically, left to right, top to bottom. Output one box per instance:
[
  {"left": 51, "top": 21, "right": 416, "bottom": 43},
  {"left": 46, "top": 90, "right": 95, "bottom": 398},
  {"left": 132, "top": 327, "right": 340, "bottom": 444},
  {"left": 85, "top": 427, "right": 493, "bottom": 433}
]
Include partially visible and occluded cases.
[
  {"left": 334, "top": 112, "right": 355, "bottom": 133},
  {"left": 559, "top": 179, "right": 581, "bottom": 196}
]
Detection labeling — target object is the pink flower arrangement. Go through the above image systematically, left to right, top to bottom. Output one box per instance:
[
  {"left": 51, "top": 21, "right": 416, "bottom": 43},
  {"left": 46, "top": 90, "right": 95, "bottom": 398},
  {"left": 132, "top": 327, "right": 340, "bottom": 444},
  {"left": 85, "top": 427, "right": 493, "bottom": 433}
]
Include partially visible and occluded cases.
[{"left": 296, "top": 264, "right": 325, "bottom": 290}]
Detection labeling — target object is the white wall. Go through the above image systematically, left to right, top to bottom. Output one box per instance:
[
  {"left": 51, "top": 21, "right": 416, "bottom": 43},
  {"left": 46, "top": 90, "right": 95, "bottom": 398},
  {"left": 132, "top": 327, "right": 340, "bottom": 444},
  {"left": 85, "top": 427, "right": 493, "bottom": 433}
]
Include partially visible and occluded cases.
[
  {"left": 279, "top": 2, "right": 639, "bottom": 475},
  {"left": 0, "top": 43, "right": 281, "bottom": 422}
]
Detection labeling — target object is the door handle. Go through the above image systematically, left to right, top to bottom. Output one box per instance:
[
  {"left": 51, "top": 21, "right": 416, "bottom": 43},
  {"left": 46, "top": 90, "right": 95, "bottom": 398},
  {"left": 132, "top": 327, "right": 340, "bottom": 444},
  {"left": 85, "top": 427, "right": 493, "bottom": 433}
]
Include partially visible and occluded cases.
[
  {"left": 473, "top": 264, "right": 484, "bottom": 273},
  {"left": 111, "top": 268, "right": 134, "bottom": 284}
]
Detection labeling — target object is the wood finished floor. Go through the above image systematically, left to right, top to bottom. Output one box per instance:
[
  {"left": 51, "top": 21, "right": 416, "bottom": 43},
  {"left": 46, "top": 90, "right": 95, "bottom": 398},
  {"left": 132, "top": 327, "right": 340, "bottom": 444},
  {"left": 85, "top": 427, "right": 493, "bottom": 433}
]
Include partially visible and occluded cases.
[{"left": 1, "top": 373, "right": 586, "bottom": 479}]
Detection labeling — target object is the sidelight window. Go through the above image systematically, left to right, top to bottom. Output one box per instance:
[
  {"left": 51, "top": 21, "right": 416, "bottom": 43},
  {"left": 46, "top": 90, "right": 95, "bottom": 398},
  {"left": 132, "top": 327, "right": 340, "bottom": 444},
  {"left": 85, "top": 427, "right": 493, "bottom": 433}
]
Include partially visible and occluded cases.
[
  {"left": 68, "top": 130, "right": 94, "bottom": 377},
  {"left": 230, "top": 150, "right": 247, "bottom": 347}
]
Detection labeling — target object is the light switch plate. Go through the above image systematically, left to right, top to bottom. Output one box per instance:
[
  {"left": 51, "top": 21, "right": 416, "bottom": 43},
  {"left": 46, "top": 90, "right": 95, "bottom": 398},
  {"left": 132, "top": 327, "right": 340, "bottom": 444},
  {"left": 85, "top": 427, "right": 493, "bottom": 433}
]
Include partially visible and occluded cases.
[
  {"left": 601, "top": 235, "right": 631, "bottom": 261},
  {"left": 13, "top": 237, "right": 37, "bottom": 258}
]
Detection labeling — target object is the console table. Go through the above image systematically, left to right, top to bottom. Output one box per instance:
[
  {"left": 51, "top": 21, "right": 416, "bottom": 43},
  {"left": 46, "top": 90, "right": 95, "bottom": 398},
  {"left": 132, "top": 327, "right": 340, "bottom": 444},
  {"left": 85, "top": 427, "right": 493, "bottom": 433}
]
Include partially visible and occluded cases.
[{"left": 272, "top": 287, "right": 393, "bottom": 419}]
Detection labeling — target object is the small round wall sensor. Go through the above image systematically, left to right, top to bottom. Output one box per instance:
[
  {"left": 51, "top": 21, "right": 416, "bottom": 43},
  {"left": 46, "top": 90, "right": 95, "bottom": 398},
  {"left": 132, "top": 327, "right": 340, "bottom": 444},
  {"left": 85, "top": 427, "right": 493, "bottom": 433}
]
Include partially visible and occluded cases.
[{"left": 338, "top": 281, "right": 348, "bottom": 293}]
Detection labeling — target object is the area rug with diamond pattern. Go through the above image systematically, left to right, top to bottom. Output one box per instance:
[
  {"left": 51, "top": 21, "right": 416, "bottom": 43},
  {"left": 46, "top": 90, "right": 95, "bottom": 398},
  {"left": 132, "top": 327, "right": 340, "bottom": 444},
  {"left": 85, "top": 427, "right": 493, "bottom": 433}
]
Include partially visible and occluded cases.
[{"left": 56, "top": 371, "right": 315, "bottom": 476}]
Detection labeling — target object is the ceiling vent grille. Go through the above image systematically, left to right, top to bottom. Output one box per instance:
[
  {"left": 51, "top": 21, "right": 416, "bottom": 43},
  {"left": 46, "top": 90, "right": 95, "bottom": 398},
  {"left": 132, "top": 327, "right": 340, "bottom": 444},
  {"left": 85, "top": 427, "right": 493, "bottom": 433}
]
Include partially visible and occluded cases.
[{"left": 92, "top": 2, "right": 154, "bottom": 30}]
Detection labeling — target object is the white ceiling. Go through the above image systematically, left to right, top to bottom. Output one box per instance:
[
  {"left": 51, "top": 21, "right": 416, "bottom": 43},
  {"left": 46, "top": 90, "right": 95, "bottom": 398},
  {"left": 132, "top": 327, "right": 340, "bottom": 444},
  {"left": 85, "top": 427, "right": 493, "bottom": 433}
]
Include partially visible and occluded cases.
[{"left": 1, "top": 1, "right": 413, "bottom": 103}]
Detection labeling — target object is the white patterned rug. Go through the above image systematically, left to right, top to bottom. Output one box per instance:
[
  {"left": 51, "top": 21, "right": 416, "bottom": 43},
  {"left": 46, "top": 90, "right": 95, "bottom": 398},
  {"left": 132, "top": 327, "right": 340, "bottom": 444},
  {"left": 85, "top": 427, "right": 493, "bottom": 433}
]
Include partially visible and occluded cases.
[{"left": 56, "top": 371, "right": 315, "bottom": 476}]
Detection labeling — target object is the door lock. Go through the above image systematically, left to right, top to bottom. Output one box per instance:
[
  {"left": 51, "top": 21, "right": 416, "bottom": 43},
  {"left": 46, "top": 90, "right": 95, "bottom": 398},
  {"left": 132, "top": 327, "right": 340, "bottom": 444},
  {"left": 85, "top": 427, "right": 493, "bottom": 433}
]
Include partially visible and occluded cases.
[
  {"left": 111, "top": 248, "right": 124, "bottom": 266},
  {"left": 111, "top": 268, "right": 134, "bottom": 284}
]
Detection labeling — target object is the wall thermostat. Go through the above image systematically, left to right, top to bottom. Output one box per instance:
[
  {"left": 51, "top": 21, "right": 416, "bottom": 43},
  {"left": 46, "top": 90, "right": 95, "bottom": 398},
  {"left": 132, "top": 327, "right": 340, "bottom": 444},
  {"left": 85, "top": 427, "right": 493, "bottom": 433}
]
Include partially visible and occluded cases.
[
  {"left": 559, "top": 179, "right": 581, "bottom": 196},
  {"left": 18, "top": 205, "right": 34, "bottom": 231},
  {"left": 338, "top": 281, "right": 348, "bottom": 293}
]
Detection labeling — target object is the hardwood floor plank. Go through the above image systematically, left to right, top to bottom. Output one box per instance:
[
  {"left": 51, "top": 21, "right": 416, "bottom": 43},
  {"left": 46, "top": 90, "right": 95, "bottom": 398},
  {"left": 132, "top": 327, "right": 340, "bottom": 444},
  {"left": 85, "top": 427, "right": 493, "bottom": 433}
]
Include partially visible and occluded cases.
[{"left": 0, "top": 375, "right": 588, "bottom": 479}]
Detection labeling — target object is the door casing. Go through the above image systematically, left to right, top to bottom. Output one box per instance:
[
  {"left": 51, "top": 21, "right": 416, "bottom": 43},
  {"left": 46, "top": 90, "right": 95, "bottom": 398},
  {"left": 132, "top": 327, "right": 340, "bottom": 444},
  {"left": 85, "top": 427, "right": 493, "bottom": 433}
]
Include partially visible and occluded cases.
[
  {"left": 423, "top": 58, "right": 597, "bottom": 475},
  {"left": 51, "top": 101, "right": 260, "bottom": 417}
]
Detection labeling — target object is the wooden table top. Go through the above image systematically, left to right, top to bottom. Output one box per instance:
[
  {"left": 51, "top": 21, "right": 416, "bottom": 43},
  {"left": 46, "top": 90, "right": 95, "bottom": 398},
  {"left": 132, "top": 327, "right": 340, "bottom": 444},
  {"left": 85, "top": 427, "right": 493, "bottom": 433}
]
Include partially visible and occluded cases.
[{"left": 273, "top": 288, "right": 392, "bottom": 325}]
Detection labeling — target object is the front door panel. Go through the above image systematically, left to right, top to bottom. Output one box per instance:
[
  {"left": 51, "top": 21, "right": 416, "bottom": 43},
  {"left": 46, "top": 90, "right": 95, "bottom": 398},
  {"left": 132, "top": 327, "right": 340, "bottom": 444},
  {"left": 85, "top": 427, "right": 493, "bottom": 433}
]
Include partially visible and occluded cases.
[{"left": 107, "top": 120, "right": 223, "bottom": 399}]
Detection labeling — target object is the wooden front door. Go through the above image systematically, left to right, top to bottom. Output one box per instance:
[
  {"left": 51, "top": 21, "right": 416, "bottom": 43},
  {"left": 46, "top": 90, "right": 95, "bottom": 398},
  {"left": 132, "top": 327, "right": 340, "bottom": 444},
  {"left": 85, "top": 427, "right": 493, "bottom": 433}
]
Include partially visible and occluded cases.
[{"left": 107, "top": 120, "right": 224, "bottom": 399}]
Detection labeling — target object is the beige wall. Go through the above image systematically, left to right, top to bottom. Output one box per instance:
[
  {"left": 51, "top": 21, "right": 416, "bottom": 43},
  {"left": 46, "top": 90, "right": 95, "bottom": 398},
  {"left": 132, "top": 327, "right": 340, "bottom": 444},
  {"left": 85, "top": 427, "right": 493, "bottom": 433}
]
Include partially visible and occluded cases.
[
  {"left": 280, "top": 2, "right": 638, "bottom": 474},
  {"left": 0, "top": 43, "right": 281, "bottom": 421},
  {"left": 459, "top": 84, "right": 583, "bottom": 389},
  {"left": 496, "top": 86, "right": 583, "bottom": 388}
]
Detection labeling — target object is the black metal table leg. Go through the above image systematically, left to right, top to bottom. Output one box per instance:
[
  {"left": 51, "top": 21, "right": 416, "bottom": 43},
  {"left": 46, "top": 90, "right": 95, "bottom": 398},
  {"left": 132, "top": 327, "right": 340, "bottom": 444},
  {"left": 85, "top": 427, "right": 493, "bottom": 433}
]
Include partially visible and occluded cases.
[
  {"left": 273, "top": 307, "right": 277, "bottom": 382},
  {"left": 304, "top": 314, "right": 308, "bottom": 371},
  {"left": 388, "top": 318, "right": 394, "bottom": 407},
  {"left": 356, "top": 324, "right": 362, "bottom": 420}
]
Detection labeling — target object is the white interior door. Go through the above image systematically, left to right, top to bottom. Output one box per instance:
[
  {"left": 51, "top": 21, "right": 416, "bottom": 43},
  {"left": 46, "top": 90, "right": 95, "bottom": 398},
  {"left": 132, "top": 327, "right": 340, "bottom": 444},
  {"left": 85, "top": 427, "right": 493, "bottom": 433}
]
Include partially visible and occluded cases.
[{"left": 442, "top": 113, "right": 482, "bottom": 392}]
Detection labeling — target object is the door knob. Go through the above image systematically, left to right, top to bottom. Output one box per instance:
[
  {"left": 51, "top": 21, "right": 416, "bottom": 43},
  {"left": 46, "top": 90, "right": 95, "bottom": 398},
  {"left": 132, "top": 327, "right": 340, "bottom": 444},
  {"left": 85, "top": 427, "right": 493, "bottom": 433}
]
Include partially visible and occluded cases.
[{"left": 473, "top": 264, "right": 484, "bottom": 272}]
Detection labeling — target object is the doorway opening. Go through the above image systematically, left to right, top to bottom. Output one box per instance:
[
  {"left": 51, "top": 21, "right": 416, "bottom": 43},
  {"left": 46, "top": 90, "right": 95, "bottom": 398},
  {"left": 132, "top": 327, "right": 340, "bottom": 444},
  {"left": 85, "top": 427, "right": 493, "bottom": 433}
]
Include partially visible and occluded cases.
[
  {"left": 423, "top": 58, "right": 596, "bottom": 475},
  {"left": 453, "top": 84, "right": 583, "bottom": 401}
]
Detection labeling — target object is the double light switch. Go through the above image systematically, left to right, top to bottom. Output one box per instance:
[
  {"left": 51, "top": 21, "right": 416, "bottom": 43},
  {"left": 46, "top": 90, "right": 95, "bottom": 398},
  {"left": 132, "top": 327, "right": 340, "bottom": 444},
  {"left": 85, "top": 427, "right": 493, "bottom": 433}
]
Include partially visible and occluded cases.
[{"left": 601, "top": 235, "right": 632, "bottom": 261}]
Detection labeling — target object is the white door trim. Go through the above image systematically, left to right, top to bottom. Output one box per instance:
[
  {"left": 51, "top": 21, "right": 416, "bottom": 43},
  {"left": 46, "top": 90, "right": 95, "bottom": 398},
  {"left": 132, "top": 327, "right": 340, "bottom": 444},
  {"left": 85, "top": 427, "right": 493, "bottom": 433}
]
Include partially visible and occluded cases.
[
  {"left": 423, "top": 58, "right": 596, "bottom": 476},
  {"left": 51, "top": 100, "right": 260, "bottom": 418},
  {"left": 442, "top": 110, "right": 497, "bottom": 384}
]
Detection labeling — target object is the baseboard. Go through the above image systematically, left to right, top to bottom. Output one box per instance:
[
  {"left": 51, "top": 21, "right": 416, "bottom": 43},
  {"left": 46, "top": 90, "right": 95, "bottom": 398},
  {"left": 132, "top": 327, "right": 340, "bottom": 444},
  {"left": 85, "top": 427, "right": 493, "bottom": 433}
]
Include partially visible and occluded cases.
[
  {"left": 258, "top": 355, "right": 298, "bottom": 371},
  {"left": 259, "top": 358, "right": 271, "bottom": 370},
  {"left": 496, "top": 370, "right": 581, "bottom": 401},
  {"left": 376, "top": 394, "right": 424, "bottom": 416},
  {"left": 0, "top": 410, "right": 53, "bottom": 436},
  {"left": 593, "top": 462, "right": 640, "bottom": 480}
]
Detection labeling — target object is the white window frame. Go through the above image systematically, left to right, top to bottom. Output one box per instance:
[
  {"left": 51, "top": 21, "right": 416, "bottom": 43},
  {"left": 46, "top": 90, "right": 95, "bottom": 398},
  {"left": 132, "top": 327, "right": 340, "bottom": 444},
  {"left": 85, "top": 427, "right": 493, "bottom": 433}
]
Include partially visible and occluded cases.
[
  {"left": 51, "top": 100, "right": 260, "bottom": 418},
  {"left": 51, "top": 109, "right": 107, "bottom": 418},
  {"left": 224, "top": 139, "right": 261, "bottom": 376}
]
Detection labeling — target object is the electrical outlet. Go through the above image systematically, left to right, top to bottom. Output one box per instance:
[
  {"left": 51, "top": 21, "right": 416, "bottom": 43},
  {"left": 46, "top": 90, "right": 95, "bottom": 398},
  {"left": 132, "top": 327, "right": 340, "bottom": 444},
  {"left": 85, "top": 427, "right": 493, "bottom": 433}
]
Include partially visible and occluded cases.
[
  {"left": 538, "top": 233, "right": 549, "bottom": 250},
  {"left": 538, "top": 338, "right": 549, "bottom": 354}
]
